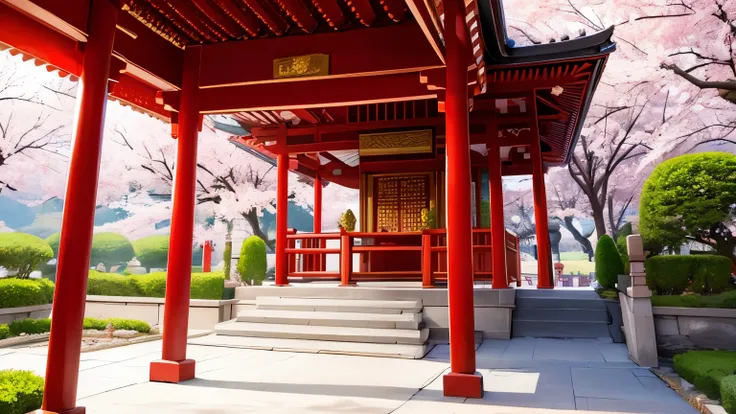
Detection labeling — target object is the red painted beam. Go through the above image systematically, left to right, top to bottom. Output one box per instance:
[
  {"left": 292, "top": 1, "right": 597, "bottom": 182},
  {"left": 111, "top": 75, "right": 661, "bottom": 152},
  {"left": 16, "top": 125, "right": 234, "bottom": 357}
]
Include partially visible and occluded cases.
[
  {"left": 29, "top": 0, "right": 89, "bottom": 35},
  {"left": 192, "top": 0, "right": 246, "bottom": 39},
  {"left": 212, "top": 0, "right": 261, "bottom": 38},
  {"left": 241, "top": 0, "right": 290, "bottom": 36},
  {"left": 279, "top": 0, "right": 319, "bottom": 33},
  {"left": 311, "top": 0, "right": 345, "bottom": 29},
  {"left": 345, "top": 0, "right": 376, "bottom": 26},
  {"left": 380, "top": 0, "right": 407, "bottom": 22},
  {"left": 0, "top": 2, "right": 83, "bottom": 76},
  {"left": 198, "top": 23, "right": 443, "bottom": 88},
  {"left": 198, "top": 73, "right": 436, "bottom": 113},
  {"left": 109, "top": 74, "right": 171, "bottom": 120}
]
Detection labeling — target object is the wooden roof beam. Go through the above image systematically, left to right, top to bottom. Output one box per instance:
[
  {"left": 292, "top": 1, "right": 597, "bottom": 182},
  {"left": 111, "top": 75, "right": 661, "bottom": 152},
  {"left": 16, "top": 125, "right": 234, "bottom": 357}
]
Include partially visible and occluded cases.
[
  {"left": 212, "top": 0, "right": 261, "bottom": 38},
  {"left": 240, "top": 0, "right": 290, "bottom": 36},
  {"left": 277, "top": 0, "right": 319, "bottom": 33},
  {"left": 310, "top": 0, "right": 345, "bottom": 29},
  {"left": 198, "top": 22, "right": 443, "bottom": 88}
]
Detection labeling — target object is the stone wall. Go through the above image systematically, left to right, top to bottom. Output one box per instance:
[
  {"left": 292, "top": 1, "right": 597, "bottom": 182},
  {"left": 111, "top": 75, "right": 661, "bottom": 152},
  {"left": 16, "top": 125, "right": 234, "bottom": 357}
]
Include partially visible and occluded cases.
[
  {"left": 0, "top": 304, "right": 52, "bottom": 324},
  {"left": 653, "top": 306, "right": 736, "bottom": 352}
]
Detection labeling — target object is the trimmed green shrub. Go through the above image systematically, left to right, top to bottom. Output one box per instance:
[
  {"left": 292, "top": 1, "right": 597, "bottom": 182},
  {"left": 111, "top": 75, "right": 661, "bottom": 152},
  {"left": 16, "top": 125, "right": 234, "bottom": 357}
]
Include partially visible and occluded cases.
[
  {"left": 339, "top": 209, "right": 357, "bottom": 232},
  {"left": 616, "top": 223, "right": 633, "bottom": 274},
  {"left": 44, "top": 232, "right": 60, "bottom": 257},
  {"left": 0, "top": 233, "right": 54, "bottom": 279},
  {"left": 90, "top": 233, "right": 135, "bottom": 271},
  {"left": 132, "top": 235, "right": 170, "bottom": 271},
  {"left": 595, "top": 235, "right": 624, "bottom": 289},
  {"left": 238, "top": 236, "right": 267, "bottom": 285},
  {"left": 223, "top": 241, "right": 232, "bottom": 279},
  {"left": 692, "top": 255, "right": 732, "bottom": 294},
  {"left": 87, "top": 271, "right": 224, "bottom": 300},
  {"left": 0, "top": 279, "right": 54, "bottom": 308},
  {"left": 651, "top": 290, "right": 736, "bottom": 308},
  {"left": 82, "top": 317, "right": 108, "bottom": 330},
  {"left": 83, "top": 317, "right": 150, "bottom": 333},
  {"left": 8, "top": 318, "right": 51, "bottom": 336},
  {"left": 0, "top": 325, "right": 10, "bottom": 340},
  {"left": 674, "top": 351, "right": 736, "bottom": 400},
  {"left": 0, "top": 370, "right": 44, "bottom": 414},
  {"left": 722, "top": 375, "right": 736, "bottom": 414}
]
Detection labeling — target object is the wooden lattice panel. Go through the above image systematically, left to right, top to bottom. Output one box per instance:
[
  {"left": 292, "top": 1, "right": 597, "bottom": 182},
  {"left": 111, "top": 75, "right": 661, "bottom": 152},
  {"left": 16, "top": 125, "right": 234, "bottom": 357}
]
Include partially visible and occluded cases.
[{"left": 374, "top": 175, "right": 429, "bottom": 232}]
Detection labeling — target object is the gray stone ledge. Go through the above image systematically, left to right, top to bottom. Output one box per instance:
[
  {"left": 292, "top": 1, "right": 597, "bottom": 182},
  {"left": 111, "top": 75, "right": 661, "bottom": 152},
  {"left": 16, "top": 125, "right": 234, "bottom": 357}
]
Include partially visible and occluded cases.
[
  {"left": 86, "top": 295, "right": 240, "bottom": 308},
  {"left": 0, "top": 304, "right": 52, "bottom": 315},
  {"left": 653, "top": 306, "right": 736, "bottom": 318}
]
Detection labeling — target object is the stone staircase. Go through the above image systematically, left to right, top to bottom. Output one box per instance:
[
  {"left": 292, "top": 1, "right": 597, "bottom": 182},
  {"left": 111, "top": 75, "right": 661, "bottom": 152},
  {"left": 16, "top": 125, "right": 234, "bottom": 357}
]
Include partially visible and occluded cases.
[
  {"left": 512, "top": 289, "right": 612, "bottom": 339},
  {"left": 191, "top": 297, "right": 431, "bottom": 359}
]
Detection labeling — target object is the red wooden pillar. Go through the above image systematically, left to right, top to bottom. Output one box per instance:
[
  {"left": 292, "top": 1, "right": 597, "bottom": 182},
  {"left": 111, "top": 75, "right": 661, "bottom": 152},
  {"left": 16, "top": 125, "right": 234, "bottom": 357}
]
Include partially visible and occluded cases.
[
  {"left": 442, "top": 0, "right": 483, "bottom": 399},
  {"left": 41, "top": 1, "right": 117, "bottom": 412},
  {"left": 149, "top": 46, "right": 202, "bottom": 383},
  {"left": 529, "top": 95, "right": 553, "bottom": 289},
  {"left": 488, "top": 139, "right": 508, "bottom": 289},
  {"left": 275, "top": 152, "right": 289, "bottom": 286},
  {"left": 314, "top": 173, "right": 322, "bottom": 234},
  {"left": 202, "top": 241, "right": 212, "bottom": 273}
]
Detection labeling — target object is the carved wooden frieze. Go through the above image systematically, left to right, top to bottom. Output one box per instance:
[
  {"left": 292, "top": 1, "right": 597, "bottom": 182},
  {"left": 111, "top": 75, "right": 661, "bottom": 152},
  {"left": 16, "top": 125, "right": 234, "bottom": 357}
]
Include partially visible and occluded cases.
[
  {"left": 273, "top": 54, "right": 329, "bottom": 79},
  {"left": 359, "top": 129, "right": 433, "bottom": 156}
]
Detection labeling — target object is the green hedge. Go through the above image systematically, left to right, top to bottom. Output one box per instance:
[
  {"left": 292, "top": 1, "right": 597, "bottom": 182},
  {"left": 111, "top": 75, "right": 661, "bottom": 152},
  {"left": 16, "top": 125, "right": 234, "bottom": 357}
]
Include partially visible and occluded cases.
[
  {"left": 44, "top": 232, "right": 60, "bottom": 257},
  {"left": 90, "top": 232, "right": 135, "bottom": 271},
  {"left": 0, "top": 233, "right": 54, "bottom": 279},
  {"left": 132, "top": 235, "right": 170, "bottom": 271},
  {"left": 595, "top": 235, "right": 624, "bottom": 289},
  {"left": 646, "top": 255, "right": 732, "bottom": 295},
  {"left": 87, "top": 271, "right": 225, "bottom": 300},
  {"left": 0, "top": 279, "right": 54, "bottom": 309},
  {"left": 651, "top": 290, "right": 736, "bottom": 308},
  {"left": 0, "top": 317, "right": 151, "bottom": 338},
  {"left": 82, "top": 317, "right": 150, "bottom": 333},
  {"left": 8, "top": 318, "right": 51, "bottom": 336},
  {"left": 0, "top": 325, "right": 10, "bottom": 340},
  {"left": 674, "top": 350, "right": 736, "bottom": 400},
  {"left": 0, "top": 370, "right": 44, "bottom": 414},
  {"left": 722, "top": 375, "right": 736, "bottom": 414}
]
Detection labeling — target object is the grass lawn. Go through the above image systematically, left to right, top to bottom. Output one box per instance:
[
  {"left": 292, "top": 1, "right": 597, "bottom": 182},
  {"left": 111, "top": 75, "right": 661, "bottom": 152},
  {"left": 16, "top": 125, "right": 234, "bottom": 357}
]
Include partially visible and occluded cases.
[
  {"left": 560, "top": 251, "right": 590, "bottom": 261},
  {"left": 520, "top": 259, "right": 595, "bottom": 275},
  {"left": 651, "top": 290, "right": 736, "bottom": 308},
  {"left": 674, "top": 350, "right": 736, "bottom": 408}
]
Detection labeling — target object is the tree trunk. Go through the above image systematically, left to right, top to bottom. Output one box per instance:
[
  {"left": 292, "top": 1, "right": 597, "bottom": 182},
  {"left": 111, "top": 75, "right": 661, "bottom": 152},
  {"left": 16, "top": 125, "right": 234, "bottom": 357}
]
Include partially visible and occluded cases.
[
  {"left": 591, "top": 201, "right": 608, "bottom": 240},
  {"left": 243, "top": 209, "right": 275, "bottom": 250},
  {"left": 562, "top": 216, "right": 595, "bottom": 261}
]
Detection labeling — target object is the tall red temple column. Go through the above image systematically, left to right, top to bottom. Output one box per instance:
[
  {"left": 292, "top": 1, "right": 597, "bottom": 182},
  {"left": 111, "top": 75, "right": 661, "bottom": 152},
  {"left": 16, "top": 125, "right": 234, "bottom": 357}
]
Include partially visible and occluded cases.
[
  {"left": 442, "top": 0, "right": 483, "bottom": 399},
  {"left": 41, "top": 1, "right": 117, "bottom": 412},
  {"left": 149, "top": 46, "right": 202, "bottom": 383},
  {"left": 529, "top": 95, "right": 553, "bottom": 289},
  {"left": 488, "top": 139, "right": 508, "bottom": 289},
  {"left": 275, "top": 152, "right": 289, "bottom": 286},
  {"left": 313, "top": 172, "right": 322, "bottom": 233}
]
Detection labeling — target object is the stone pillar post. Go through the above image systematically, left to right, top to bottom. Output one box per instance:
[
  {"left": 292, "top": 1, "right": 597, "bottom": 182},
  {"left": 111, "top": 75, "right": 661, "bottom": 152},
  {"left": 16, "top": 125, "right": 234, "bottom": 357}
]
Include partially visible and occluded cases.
[{"left": 620, "top": 234, "right": 659, "bottom": 367}]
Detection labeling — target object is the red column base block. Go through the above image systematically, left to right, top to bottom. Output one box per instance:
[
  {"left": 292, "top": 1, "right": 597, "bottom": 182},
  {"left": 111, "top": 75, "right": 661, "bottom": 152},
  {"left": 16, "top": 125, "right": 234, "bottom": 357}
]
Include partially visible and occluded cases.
[
  {"left": 537, "top": 285, "right": 555, "bottom": 290},
  {"left": 150, "top": 359, "right": 196, "bottom": 383},
  {"left": 443, "top": 372, "right": 484, "bottom": 398},
  {"left": 28, "top": 408, "right": 85, "bottom": 414}
]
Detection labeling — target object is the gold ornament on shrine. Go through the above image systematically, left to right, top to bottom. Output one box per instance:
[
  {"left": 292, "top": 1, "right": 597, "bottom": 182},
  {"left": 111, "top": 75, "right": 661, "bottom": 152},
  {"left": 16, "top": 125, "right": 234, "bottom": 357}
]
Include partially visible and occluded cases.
[{"left": 274, "top": 54, "right": 329, "bottom": 79}]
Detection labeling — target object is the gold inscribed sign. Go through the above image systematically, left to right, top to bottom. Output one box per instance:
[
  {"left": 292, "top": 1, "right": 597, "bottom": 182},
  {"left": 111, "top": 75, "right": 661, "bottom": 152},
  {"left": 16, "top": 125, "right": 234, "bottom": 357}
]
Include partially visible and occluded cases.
[
  {"left": 273, "top": 54, "right": 329, "bottom": 79},
  {"left": 359, "top": 130, "right": 433, "bottom": 157}
]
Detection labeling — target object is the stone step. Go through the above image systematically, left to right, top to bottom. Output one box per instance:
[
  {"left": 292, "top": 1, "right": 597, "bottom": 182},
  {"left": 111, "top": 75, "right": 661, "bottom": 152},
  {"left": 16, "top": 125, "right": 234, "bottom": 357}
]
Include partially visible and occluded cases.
[
  {"left": 516, "top": 289, "right": 598, "bottom": 299},
  {"left": 254, "top": 297, "right": 423, "bottom": 314},
  {"left": 515, "top": 297, "right": 606, "bottom": 310},
  {"left": 513, "top": 308, "right": 610, "bottom": 323},
  {"left": 237, "top": 309, "right": 421, "bottom": 329},
  {"left": 512, "top": 320, "right": 611, "bottom": 338},
  {"left": 215, "top": 321, "right": 429, "bottom": 345},
  {"left": 189, "top": 334, "right": 431, "bottom": 359}
]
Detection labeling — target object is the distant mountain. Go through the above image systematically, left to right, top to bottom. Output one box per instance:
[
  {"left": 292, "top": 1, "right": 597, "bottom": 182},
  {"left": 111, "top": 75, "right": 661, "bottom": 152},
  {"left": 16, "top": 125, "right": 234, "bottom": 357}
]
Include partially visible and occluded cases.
[
  {"left": 0, "top": 195, "right": 35, "bottom": 228},
  {"left": 262, "top": 202, "right": 315, "bottom": 234}
]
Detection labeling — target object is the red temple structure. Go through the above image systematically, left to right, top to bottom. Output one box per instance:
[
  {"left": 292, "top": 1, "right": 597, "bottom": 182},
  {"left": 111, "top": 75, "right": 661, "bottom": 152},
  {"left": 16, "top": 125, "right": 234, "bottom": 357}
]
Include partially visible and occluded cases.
[{"left": 0, "top": 0, "right": 614, "bottom": 411}]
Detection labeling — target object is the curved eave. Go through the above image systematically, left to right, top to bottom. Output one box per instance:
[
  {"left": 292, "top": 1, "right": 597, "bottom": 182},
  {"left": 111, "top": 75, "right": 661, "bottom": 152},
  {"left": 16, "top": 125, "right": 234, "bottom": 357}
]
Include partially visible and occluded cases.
[{"left": 478, "top": 0, "right": 616, "bottom": 65}]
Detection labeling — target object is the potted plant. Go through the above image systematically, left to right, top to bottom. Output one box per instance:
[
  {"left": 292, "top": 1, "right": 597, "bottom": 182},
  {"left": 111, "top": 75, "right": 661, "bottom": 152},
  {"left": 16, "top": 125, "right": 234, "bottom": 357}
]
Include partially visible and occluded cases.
[{"left": 420, "top": 208, "right": 437, "bottom": 230}]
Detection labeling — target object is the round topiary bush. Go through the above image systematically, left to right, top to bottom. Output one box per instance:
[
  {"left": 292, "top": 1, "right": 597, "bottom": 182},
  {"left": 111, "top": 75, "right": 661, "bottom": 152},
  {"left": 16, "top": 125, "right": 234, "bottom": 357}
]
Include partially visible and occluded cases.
[
  {"left": 44, "top": 232, "right": 60, "bottom": 257},
  {"left": 0, "top": 233, "right": 54, "bottom": 279},
  {"left": 90, "top": 233, "right": 135, "bottom": 272},
  {"left": 595, "top": 234, "right": 624, "bottom": 289},
  {"left": 132, "top": 235, "right": 170, "bottom": 271},
  {"left": 237, "top": 236, "right": 267, "bottom": 285},
  {"left": 0, "top": 369, "right": 44, "bottom": 414}
]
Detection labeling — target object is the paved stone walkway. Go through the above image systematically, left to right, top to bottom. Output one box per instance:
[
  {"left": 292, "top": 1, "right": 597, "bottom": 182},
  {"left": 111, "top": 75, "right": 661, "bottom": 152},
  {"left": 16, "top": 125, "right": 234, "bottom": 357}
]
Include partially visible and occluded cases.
[{"left": 0, "top": 337, "right": 696, "bottom": 413}]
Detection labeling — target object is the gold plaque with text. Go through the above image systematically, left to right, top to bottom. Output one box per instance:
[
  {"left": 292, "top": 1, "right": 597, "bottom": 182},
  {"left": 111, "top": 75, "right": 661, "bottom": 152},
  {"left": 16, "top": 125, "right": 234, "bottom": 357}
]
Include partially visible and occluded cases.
[{"left": 273, "top": 54, "right": 329, "bottom": 79}]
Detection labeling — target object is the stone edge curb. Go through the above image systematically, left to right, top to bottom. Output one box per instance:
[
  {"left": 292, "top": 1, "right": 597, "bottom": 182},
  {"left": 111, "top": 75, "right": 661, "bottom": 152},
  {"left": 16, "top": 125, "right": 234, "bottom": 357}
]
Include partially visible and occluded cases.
[
  {"left": 0, "top": 330, "right": 213, "bottom": 352},
  {"left": 652, "top": 367, "right": 726, "bottom": 414}
]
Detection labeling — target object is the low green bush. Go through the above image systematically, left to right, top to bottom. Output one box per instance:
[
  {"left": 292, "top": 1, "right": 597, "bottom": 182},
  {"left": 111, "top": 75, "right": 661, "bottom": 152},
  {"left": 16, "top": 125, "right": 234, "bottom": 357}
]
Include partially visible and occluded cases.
[
  {"left": 616, "top": 223, "right": 633, "bottom": 274},
  {"left": 44, "top": 232, "right": 60, "bottom": 257},
  {"left": 90, "top": 232, "right": 135, "bottom": 271},
  {"left": 0, "top": 233, "right": 54, "bottom": 279},
  {"left": 132, "top": 235, "right": 169, "bottom": 271},
  {"left": 595, "top": 235, "right": 624, "bottom": 289},
  {"left": 237, "top": 236, "right": 267, "bottom": 285},
  {"left": 646, "top": 255, "right": 732, "bottom": 295},
  {"left": 87, "top": 271, "right": 224, "bottom": 300},
  {"left": 0, "top": 279, "right": 54, "bottom": 309},
  {"left": 651, "top": 290, "right": 736, "bottom": 308},
  {"left": 83, "top": 317, "right": 150, "bottom": 333},
  {"left": 8, "top": 318, "right": 51, "bottom": 336},
  {"left": 0, "top": 325, "right": 10, "bottom": 340},
  {"left": 674, "top": 350, "right": 736, "bottom": 399},
  {"left": 0, "top": 370, "right": 44, "bottom": 414},
  {"left": 722, "top": 375, "right": 736, "bottom": 414}
]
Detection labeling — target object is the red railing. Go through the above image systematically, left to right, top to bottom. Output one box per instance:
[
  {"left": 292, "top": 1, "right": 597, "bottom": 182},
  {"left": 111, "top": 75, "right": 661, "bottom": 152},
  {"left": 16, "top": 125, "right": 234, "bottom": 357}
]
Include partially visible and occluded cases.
[{"left": 285, "top": 228, "right": 522, "bottom": 287}]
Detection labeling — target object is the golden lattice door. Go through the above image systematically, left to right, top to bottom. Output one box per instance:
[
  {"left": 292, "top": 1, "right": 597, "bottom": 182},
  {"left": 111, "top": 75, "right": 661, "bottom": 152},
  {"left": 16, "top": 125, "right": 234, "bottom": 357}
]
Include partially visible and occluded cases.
[{"left": 374, "top": 175, "right": 430, "bottom": 232}]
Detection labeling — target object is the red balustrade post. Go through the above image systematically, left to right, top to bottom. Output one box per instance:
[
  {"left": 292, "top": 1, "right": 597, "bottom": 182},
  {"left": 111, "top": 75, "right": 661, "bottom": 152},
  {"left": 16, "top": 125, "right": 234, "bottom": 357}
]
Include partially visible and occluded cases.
[
  {"left": 442, "top": 0, "right": 483, "bottom": 399},
  {"left": 41, "top": 1, "right": 117, "bottom": 412},
  {"left": 149, "top": 45, "right": 202, "bottom": 384},
  {"left": 488, "top": 140, "right": 508, "bottom": 289},
  {"left": 275, "top": 152, "right": 290, "bottom": 286},
  {"left": 314, "top": 173, "right": 325, "bottom": 271},
  {"left": 340, "top": 232, "right": 354, "bottom": 286},
  {"left": 422, "top": 232, "right": 433, "bottom": 288},
  {"left": 202, "top": 240, "right": 212, "bottom": 273}
]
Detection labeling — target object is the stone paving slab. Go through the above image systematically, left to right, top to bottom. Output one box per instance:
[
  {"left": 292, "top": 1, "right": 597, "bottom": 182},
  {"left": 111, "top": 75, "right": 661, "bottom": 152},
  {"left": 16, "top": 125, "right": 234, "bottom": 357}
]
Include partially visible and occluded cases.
[{"left": 0, "top": 337, "right": 699, "bottom": 413}]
